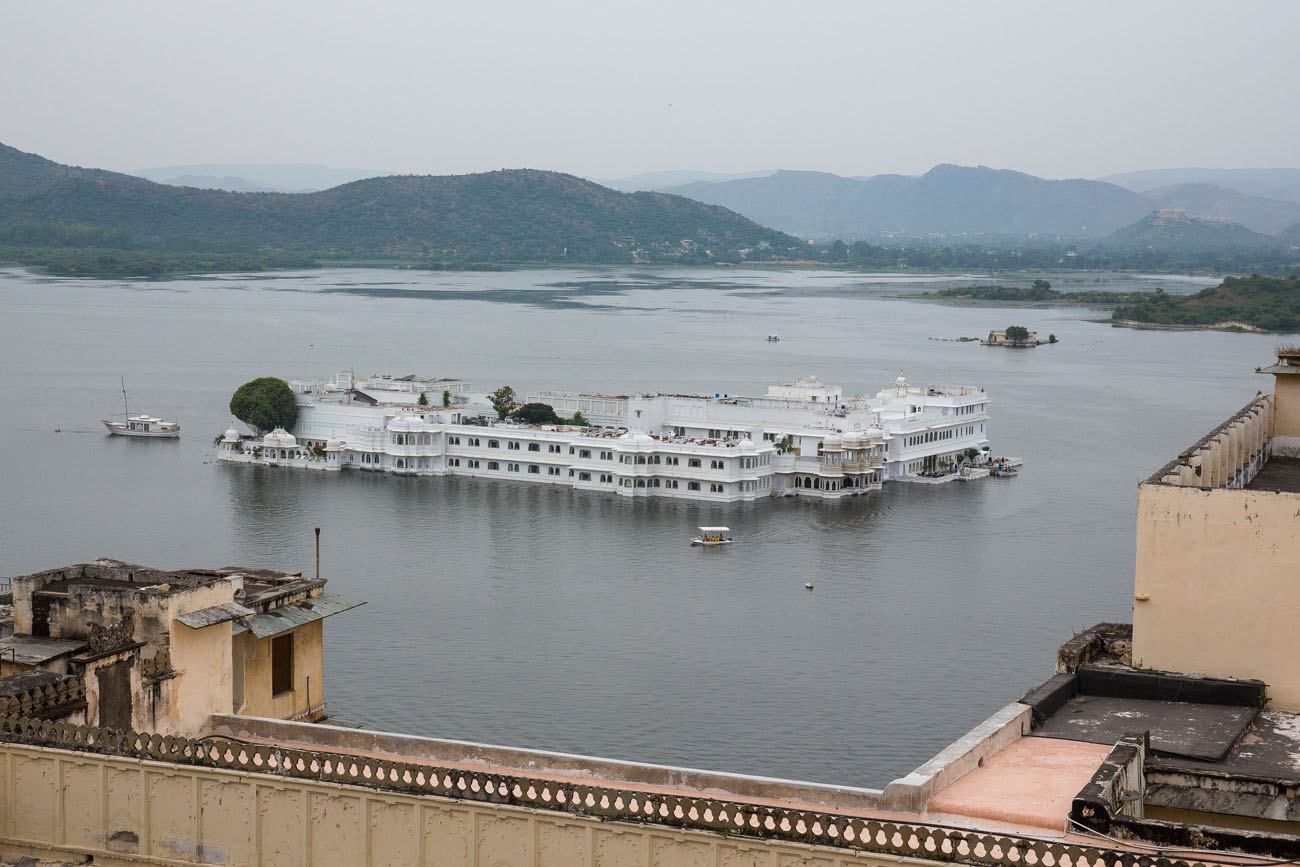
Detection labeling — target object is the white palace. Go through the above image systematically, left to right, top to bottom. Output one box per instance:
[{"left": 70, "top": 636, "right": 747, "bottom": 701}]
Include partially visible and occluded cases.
[{"left": 216, "top": 372, "right": 995, "bottom": 502}]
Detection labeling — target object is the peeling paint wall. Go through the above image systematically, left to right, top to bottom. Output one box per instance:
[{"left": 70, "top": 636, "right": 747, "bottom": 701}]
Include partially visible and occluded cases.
[
  {"left": 1133, "top": 483, "right": 1300, "bottom": 709},
  {"left": 0, "top": 742, "right": 901, "bottom": 867}
]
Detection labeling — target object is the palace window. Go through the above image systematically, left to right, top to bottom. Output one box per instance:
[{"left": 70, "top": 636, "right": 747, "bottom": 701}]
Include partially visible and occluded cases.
[
  {"left": 488, "top": 440, "right": 500, "bottom": 448},
  {"left": 508, "top": 441, "right": 521, "bottom": 450},
  {"left": 528, "top": 442, "right": 540, "bottom": 452},
  {"left": 548, "top": 444, "right": 561, "bottom": 453},
  {"left": 579, "top": 449, "right": 592, "bottom": 459},
  {"left": 688, "top": 458, "right": 702, "bottom": 468},
  {"left": 711, "top": 459, "right": 724, "bottom": 470},
  {"left": 487, "top": 461, "right": 499, "bottom": 470},
  {"left": 507, "top": 463, "right": 520, "bottom": 472},
  {"left": 528, "top": 465, "right": 540, "bottom": 474},
  {"left": 579, "top": 471, "right": 592, "bottom": 481},
  {"left": 687, "top": 481, "right": 700, "bottom": 491},
  {"left": 710, "top": 483, "right": 724, "bottom": 493}
]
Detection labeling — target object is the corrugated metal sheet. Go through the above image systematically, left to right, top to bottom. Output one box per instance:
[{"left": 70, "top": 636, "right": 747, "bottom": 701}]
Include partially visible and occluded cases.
[
  {"left": 232, "top": 593, "right": 365, "bottom": 639},
  {"left": 176, "top": 602, "right": 256, "bottom": 629},
  {"left": 0, "top": 636, "right": 87, "bottom": 665}
]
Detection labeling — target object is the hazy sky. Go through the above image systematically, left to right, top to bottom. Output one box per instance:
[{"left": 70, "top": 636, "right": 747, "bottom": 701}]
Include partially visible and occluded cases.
[{"left": 4, "top": 1, "right": 1299, "bottom": 180}]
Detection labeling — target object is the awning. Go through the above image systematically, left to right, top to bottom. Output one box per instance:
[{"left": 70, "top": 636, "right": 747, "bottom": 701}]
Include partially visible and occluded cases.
[
  {"left": 232, "top": 593, "right": 365, "bottom": 640},
  {"left": 176, "top": 602, "right": 256, "bottom": 629}
]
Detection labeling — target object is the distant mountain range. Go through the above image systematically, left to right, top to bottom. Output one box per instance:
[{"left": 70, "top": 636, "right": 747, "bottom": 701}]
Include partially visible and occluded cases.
[
  {"left": 0, "top": 143, "right": 799, "bottom": 263},
  {"left": 131, "top": 163, "right": 386, "bottom": 193},
  {"left": 657, "top": 166, "right": 1300, "bottom": 242},
  {"left": 1100, "top": 168, "right": 1300, "bottom": 203},
  {"left": 597, "top": 170, "right": 774, "bottom": 193}
]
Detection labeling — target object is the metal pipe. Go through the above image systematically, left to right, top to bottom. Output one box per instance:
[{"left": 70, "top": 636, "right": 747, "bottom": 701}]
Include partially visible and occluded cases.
[{"left": 314, "top": 527, "right": 320, "bottom": 581}]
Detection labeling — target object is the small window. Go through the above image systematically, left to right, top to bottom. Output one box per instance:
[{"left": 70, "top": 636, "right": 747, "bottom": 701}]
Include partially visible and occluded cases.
[
  {"left": 488, "top": 439, "right": 500, "bottom": 448},
  {"left": 528, "top": 442, "right": 540, "bottom": 451},
  {"left": 688, "top": 458, "right": 701, "bottom": 468},
  {"left": 528, "top": 465, "right": 540, "bottom": 474},
  {"left": 687, "top": 481, "right": 700, "bottom": 491},
  {"left": 272, "top": 634, "right": 294, "bottom": 695}
]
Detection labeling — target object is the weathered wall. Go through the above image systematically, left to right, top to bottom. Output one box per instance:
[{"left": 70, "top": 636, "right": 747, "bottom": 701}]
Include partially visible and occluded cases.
[
  {"left": 1273, "top": 374, "right": 1300, "bottom": 455},
  {"left": 1132, "top": 483, "right": 1300, "bottom": 709},
  {"left": 162, "top": 607, "right": 234, "bottom": 737},
  {"left": 238, "top": 620, "right": 325, "bottom": 720},
  {"left": 0, "top": 742, "right": 922, "bottom": 867}
]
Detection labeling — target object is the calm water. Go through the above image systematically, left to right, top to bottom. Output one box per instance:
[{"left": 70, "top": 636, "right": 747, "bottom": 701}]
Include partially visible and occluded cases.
[{"left": 0, "top": 265, "right": 1279, "bottom": 788}]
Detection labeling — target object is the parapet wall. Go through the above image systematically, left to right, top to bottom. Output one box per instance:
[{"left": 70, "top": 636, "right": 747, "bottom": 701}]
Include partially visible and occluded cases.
[{"left": 0, "top": 714, "right": 1213, "bottom": 867}]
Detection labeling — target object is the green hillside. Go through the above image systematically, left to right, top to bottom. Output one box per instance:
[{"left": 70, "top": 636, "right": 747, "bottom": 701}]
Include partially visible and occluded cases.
[
  {"left": 0, "top": 143, "right": 802, "bottom": 270},
  {"left": 1101, "top": 210, "right": 1283, "bottom": 254},
  {"left": 1112, "top": 275, "right": 1300, "bottom": 332}
]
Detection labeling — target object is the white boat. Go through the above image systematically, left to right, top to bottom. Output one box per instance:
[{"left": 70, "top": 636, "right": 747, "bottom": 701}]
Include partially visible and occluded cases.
[
  {"left": 100, "top": 379, "right": 181, "bottom": 438},
  {"left": 690, "top": 526, "right": 733, "bottom": 546}
]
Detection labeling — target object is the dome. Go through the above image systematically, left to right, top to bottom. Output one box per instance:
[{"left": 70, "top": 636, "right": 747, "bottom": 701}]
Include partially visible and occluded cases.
[
  {"left": 895, "top": 373, "right": 907, "bottom": 386},
  {"left": 388, "top": 414, "right": 423, "bottom": 432},
  {"left": 867, "top": 425, "right": 885, "bottom": 440},
  {"left": 223, "top": 427, "right": 240, "bottom": 442},
  {"left": 262, "top": 428, "right": 297, "bottom": 448},
  {"left": 618, "top": 430, "right": 654, "bottom": 445},
  {"left": 842, "top": 431, "right": 864, "bottom": 447},
  {"left": 821, "top": 432, "right": 843, "bottom": 449},
  {"left": 325, "top": 437, "right": 346, "bottom": 451},
  {"left": 738, "top": 437, "right": 756, "bottom": 450}
]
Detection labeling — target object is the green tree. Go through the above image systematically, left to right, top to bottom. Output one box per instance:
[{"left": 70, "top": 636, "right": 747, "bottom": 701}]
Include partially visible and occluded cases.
[
  {"left": 1031, "top": 279, "right": 1051, "bottom": 291},
  {"left": 1005, "top": 325, "right": 1031, "bottom": 344},
  {"left": 1048, "top": 333, "right": 1058, "bottom": 344},
  {"left": 230, "top": 377, "right": 298, "bottom": 434},
  {"left": 489, "top": 385, "right": 517, "bottom": 420},
  {"left": 442, "top": 389, "right": 452, "bottom": 408},
  {"left": 417, "top": 391, "right": 429, "bottom": 406},
  {"left": 512, "top": 402, "right": 563, "bottom": 424},
  {"left": 570, "top": 411, "right": 589, "bottom": 426}
]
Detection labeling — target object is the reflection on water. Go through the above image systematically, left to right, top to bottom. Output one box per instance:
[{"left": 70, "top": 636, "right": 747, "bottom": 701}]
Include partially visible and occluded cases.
[{"left": 0, "top": 264, "right": 1276, "bottom": 787}]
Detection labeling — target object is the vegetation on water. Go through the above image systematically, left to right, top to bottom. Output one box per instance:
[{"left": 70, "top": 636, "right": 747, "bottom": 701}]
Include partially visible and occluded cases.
[
  {"left": 0, "top": 243, "right": 317, "bottom": 277},
  {"left": 1112, "top": 275, "right": 1300, "bottom": 332},
  {"left": 927, "top": 283, "right": 1150, "bottom": 304},
  {"left": 1004, "top": 325, "right": 1031, "bottom": 343},
  {"left": 229, "top": 377, "right": 299, "bottom": 434}
]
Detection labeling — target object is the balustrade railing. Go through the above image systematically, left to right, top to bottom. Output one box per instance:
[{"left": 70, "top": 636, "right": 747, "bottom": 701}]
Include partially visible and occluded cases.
[{"left": 0, "top": 713, "right": 1218, "bottom": 867}]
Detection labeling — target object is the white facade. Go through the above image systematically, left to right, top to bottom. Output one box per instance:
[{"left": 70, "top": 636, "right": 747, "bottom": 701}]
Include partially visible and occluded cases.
[{"left": 218, "top": 371, "right": 994, "bottom": 502}]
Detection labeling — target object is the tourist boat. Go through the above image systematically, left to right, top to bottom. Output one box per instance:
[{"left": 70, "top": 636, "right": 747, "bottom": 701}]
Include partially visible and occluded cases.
[
  {"left": 100, "top": 379, "right": 181, "bottom": 438},
  {"left": 989, "top": 461, "right": 1019, "bottom": 477},
  {"left": 690, "top": 526, "right": 733, "bottom": 546}
]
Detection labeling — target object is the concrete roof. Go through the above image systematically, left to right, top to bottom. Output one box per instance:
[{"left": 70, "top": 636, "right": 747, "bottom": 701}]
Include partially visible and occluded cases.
[
  {"left": 1245, "top": 456, "right": 1300, "bottom": 493},
  {"left": 0, "top": 635, "right": 87, "bottom": 665}
]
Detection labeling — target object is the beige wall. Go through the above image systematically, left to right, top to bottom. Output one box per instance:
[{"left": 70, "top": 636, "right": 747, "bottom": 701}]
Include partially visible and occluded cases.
[
  {"left": 1272, "top": 374, "right": 1300, "bottom": 452},
  {"left": 1133, "top": 482, "right": 1300, "bottom": 709},
  {"left": 164, "top": 612, "right": 235, "bottom": 737},
  {"left": 237, "top": 620, "right": 325, "bottom": 720},
  {"left": 0, "top": 742, "right": 917, "bottom": 867}
]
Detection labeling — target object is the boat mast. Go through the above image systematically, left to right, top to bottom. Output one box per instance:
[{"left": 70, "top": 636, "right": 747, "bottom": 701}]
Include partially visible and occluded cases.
[{"left": 120, "top": 376, "right": 128, "bottom": 418}]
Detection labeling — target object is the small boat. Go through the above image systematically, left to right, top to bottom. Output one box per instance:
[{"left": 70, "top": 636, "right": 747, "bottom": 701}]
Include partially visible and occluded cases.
[
  {"left": 766, "top": 335, "right": 780, "bottom": 342},
  {"left": 100, "top": 378, "right": 181, "bottom": 438},
  {"left": 989, "top": 462, "right": 1018, "bottom": 477},
  {"left": 690, "top": 526, "right": 733, "bottom": 546}
]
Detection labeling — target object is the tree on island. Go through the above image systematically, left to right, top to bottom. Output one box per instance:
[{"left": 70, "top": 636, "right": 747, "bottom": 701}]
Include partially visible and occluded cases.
[
  {"left": 1032, "top": 279, "right": 1051, "bottom": 291},
  {"left": 1004, "top": 325, "right": 1031, "bottom": 344},
  {"left": 1048, "top": 333, "right": 1058, "bottom": 344},
  {"left": 230, "top": 377, "right": 298, "bottom": 434},
  {"left": 489, "top": 385, "right": 517, "bottom": 420},
  {"left": 442, "top": 389, "right": 452, "bottom": 408},
  {"left": 417, "top": 391, "right": 429, "bottom": 406},
  {"left": 512, "top": 402, "right": 563, "bottom": 425},
  {"left": 570, "top": 410, "right": 589, "bottom": 426}
]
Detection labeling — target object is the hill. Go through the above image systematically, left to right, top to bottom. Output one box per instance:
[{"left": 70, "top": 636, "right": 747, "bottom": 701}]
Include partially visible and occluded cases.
[
  {"left": 0, "top": 143, "right": 800, "bottom": 266},
  {"left": 132, "top": 163, "right": 384, "bottom": 193},
  {"left": 661, "top": 165, "right": 1153, "bottom": 240},
  {"left": 1101, "top": 168, "right": 1300, "bottom": 203},
  {"left": 597, "top": 169, "right": 774, "bottom": 193},
  {"left": 1142, "top": 184, "right": 1300, "bottom": 235},
  {"left": 1100, "top": 209, "right": 1284, "bottom": 254},
  {"left": 1112, "top": 275, "right": 1300, "bottom": 332}
]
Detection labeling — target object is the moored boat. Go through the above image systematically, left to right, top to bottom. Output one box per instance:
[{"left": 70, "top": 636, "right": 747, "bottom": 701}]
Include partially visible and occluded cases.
[
  {"left": 100, "top": 379, "right": 181, "bottom": 438},
  {"left": 690, "top": 526, "right": 733, "bottom": 546}
]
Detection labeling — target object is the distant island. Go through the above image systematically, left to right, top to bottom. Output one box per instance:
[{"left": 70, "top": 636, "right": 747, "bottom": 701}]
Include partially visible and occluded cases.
[{"left": 924, "top": 276, "right": 1300, "bottom": 333}]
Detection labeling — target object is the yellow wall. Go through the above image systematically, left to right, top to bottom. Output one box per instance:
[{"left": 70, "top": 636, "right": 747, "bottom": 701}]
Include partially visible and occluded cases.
[
  {"left": 1272, "top": 374, "right": 1300, "bottom": 444},
  {"left": 1133, "top": 483, "right": 1300, "bottom": 708},
  {"left": 237, "top": 620, "right": 325, "bottom": 720},
  {"left": 0, "top": 740, "right": 1062, "bottom": 867}
]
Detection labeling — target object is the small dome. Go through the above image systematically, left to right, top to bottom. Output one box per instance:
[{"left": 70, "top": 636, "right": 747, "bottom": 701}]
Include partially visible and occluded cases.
[
  {"left": 895, "top": 373, "right": 907, "bottom": 386},
  {"left": 388, "top": 414, "right": 423, "bottom": 432},
  {"left": 867, "top": 425, "right": 885, "bottom": 440},
  {"left": 223, "top": 427, "right": 240, "bottom": 442},
  {"left": 262, "top": 428, "right": 297, "bottom": 448},
  {"left": 618, "top": 430, "right": 654, "bottom": 445},
  {"left": 843, "top": 431, "right": 864, "bottom": 446},
  {"left": 821, "top": 432, "right": 843, "bottom": 449},
  {"left": 325, "top": 437, "right": 346, "bottom": 450},
  {"left": 738, "top": 437, "right": 756, "bottom": 450}
]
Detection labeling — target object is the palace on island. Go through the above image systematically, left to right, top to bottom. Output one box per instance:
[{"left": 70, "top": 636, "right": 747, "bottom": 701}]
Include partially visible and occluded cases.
[{"left": 216, "top": 371, "right": 997, "bottom": 501}]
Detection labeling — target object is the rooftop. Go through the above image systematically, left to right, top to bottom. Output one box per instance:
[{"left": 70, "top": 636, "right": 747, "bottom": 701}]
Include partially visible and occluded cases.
[{"left": 1244, "top": 456, "right": 1300, "bottom": 493}]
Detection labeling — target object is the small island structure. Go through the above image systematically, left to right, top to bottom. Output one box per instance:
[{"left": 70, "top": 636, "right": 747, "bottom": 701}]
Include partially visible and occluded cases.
[{"left": 981, "top": 325, "right": 1057, "bottom": 347}]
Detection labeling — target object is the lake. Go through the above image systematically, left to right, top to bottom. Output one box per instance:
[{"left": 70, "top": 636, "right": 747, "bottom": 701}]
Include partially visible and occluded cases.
[{"left": 0, "top": 265, "right": 1276, "bottom": 788}]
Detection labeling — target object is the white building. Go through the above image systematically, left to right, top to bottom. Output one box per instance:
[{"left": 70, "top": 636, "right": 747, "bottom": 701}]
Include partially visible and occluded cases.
[{"left": 217, "top": 372, "right": 995, "bottom": 502}]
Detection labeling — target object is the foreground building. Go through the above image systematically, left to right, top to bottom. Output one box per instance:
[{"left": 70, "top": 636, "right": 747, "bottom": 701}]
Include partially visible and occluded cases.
[
  {"left": 216, "top": 371, "right": 995, "bottom": 501},
  {"left": 0, "top": 559, "right": 362, "bottom": 734}
]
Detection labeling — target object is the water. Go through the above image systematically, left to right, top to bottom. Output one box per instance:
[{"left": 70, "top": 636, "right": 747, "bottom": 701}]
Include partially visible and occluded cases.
[{"left": 0, "top": 265, "right": 1279, "bottom": 788}]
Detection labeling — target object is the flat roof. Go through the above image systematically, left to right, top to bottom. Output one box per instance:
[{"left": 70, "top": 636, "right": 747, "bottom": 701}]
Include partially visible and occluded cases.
[
  {"left": 1244, "top": 456, "right": 1300, "bottom": 494},
  {"left": 0, "top": 635, "right": 87, "bottom": 665}
]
